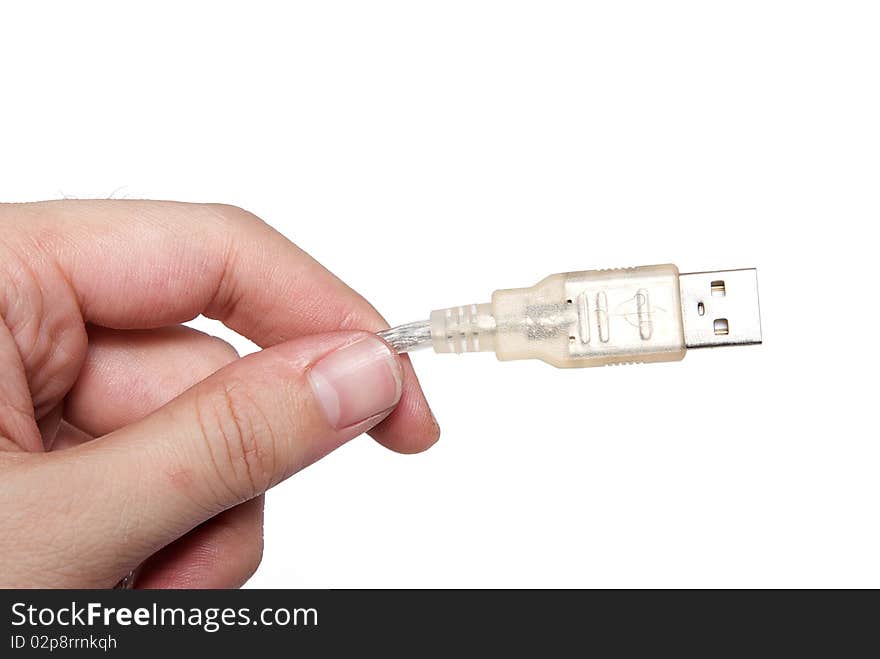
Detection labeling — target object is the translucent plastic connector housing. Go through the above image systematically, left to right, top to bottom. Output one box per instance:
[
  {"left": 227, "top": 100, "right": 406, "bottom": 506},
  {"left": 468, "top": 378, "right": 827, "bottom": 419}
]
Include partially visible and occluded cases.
[
  {"left": 417, "top": 264, "right": 761, "bottom": 368},
  {"left": 430, "top": 264, "right": 684, "bottom": 367}
]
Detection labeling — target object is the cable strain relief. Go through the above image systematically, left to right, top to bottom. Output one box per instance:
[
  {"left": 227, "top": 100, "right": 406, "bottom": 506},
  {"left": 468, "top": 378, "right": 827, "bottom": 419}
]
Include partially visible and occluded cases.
[{"left": 430, "top": 303, "right": 496, "bottom": 354}]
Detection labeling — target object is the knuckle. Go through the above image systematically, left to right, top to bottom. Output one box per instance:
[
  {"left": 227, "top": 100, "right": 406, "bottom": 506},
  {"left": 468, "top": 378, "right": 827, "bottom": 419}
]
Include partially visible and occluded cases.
[
  {"left": 203, "top": 203, "right": 266, "bottom": 232},
  {"left": 198, "top": 204, "right": 273, "bottom": 323},
  {"left": 194, "top": 381, "right": 278, "bottom": 502}
]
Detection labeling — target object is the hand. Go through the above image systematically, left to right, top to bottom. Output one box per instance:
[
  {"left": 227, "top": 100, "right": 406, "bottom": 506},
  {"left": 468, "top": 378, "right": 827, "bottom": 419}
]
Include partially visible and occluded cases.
[{"left": 0, "top": 200, "right": 439, "bottom": 588}]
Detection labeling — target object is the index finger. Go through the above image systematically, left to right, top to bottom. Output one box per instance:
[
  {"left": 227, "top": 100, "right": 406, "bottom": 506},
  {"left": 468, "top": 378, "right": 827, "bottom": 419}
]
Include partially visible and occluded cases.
[{"left": 30, "top": 199, "right": 439, "bottom": 453}]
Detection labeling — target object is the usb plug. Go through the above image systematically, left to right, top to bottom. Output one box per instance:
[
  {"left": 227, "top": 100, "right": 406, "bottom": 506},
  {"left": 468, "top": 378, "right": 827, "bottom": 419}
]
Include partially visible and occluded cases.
[{"left": 379, "top": 263, "right": 762, "bottom": 368}]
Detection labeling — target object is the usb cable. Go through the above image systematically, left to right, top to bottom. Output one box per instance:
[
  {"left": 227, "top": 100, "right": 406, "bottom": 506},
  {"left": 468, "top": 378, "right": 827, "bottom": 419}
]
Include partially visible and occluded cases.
[{"left": 378, "top": 264, "right": 761, "bottom": 367}]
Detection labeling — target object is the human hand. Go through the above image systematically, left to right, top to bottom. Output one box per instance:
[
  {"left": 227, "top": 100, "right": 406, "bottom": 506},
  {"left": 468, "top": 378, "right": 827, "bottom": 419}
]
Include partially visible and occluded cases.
[{"left": 0, "top": 200, "right": 439, "bottom": 588}]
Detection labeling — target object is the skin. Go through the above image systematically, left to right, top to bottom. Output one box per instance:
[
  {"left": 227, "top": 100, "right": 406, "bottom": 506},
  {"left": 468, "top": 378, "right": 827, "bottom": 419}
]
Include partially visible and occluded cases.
[{"left": 0, "top": 200, "right": 439, "bottom": 588}]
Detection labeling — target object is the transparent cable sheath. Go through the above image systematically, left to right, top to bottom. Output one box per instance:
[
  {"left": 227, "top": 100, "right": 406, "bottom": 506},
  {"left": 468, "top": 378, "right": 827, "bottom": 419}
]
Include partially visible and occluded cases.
[{"left": 377, "top": 320, "right": 432, "bottom": 353}]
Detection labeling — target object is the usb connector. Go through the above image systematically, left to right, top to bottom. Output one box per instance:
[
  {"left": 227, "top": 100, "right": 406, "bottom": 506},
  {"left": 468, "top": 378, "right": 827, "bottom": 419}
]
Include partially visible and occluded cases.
[
  {"left": 378, "top": 263, "right": 762, "bottom": 368},
  {"left": 678, "top": 268, "right": 762, "bottom": 349}
]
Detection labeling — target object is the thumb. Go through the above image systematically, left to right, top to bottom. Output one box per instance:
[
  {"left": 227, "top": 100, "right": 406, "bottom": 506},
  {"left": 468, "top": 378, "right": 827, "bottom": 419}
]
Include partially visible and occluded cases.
[{"left": 30, "top": 331, "right": 402, "bottom": 584}]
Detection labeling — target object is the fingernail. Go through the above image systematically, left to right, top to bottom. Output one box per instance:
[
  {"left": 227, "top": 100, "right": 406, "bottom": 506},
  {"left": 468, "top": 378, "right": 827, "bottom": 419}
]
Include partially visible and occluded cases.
[{"left": 308, "top": 336, "right": 402, "bottom": 429}]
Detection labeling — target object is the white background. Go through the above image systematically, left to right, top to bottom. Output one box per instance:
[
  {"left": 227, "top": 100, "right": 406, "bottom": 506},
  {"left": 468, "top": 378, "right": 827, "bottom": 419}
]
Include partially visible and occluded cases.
[{"left": 2, "top": 1, "right": 878, "bottom": 587}]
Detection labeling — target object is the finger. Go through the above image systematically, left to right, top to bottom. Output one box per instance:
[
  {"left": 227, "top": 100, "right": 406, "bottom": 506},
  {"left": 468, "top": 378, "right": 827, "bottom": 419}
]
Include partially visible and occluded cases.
[
  {"left": 17, "top": 200, "right": 438, "bottom": 454},
  {"left": 0, "top": 224, "right": 87, "bottom": 432},
  {"left": 0, "top": 319, "right": 41, "bottom": 452},
  {"left": 65, "top": 324, "right": 240, "bottom": 437},
  {"left": 29, "top": 331, "right": 401, "bottom": 583},
  {"left": 135, "top": 496, "right": 264, "bottom": 589}
]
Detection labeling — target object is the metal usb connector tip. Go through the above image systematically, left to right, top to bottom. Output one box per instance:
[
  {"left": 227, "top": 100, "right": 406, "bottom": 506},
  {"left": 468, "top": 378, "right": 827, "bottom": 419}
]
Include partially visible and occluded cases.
[{"left": 678, "top": 268, "right": 762, "bottom": 349}]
